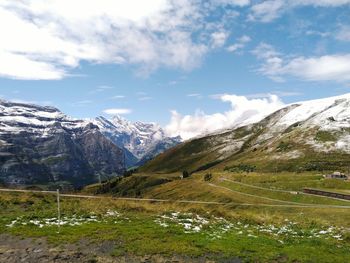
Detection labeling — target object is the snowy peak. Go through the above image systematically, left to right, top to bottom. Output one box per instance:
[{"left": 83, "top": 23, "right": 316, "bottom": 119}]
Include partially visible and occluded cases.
[
  {"left": 141, "top": 93, "right": 350, "bottom": 174},
  {"left": 279, "top": 93, "right": 350, "bottom": 127},
  {"left": 0, "top": 99, "right": 90, "bottom": 135},
  {"left": 0, "top": 99, "right": 64, "bottom": 120},
  {"left": 0, "top": 100, "right": 125, "bottom": 187},
  {"left": 93, "top": 115, "right": 181, "bottom": 165}
]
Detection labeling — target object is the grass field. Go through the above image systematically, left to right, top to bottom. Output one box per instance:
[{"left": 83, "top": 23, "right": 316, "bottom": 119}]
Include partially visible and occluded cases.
[{"left": 1, "top": 171, "right": 350, "bottom": 262}]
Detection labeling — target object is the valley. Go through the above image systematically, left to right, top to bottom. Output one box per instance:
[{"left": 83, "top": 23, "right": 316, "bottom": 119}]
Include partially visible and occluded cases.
[
  {"left": 2, "top": 95, "right": 350, "bottom": 262},
  {"left": 1, "top": 170, "right": 350, "bottom": 262}
]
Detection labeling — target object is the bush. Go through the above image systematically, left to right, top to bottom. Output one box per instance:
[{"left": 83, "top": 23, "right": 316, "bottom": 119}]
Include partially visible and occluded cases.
[
  {"left": 315, "top": 131, "right": 336, "bottom": 142},
  {"left": 276, "top": 141, "right": 292, "bottom": 152},
  {"left": 192, "top": 160, "right": 222, "bottom": 173},
  {"left": 224, "top": 164, "right": 256, "bottom": 173},
  {"left": 123, "top": 168, "right": 138, "bottom": 177},
  {"left": 182, "top": 170, "right": 190, "bottom": 178},
  {"left": 204, "top": 173, "right": 212, "bottom": 181}
]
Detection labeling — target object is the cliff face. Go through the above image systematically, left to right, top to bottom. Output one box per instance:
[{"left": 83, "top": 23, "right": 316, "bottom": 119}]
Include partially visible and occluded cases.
[{"left": 0, "top": 100, "right": 125, "bottom": 188}]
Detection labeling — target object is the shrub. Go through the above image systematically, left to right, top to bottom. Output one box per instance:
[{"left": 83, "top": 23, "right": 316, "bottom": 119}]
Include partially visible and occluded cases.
[
  {"left": 315, "top": 131, "right": 336, "bottom": 142},
  {"left": 276, "top": 141, "right": 292, "bottom": 152},
  {"left": 192, "top": 160, "right": 222, "bottom": 173},
  {"left": 224, "top": 164, "right": 256, "bottom": 173},
  {"left": 123, "top": 168, "right": 138, "bottom": 177},
  {"left": 182, "top": 170, "right": 190, "bottom": 178},
  {"left": 204, "top": 173, "right": 212, "bottom": 181}
]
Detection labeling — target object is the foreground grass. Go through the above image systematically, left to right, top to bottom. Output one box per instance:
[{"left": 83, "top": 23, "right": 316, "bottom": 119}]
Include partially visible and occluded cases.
[{"left": 1, "top": 191, "right": 350, "bottom": 262}]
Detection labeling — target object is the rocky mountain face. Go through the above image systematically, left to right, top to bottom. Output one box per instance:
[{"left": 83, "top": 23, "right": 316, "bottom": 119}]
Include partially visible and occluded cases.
[
  {"left": 141, "top": 93, "right": 350, "bottom": 174},
  {"left": 0, "top": 100, "right": 125, "bottom": 188},
  {"left": 92, "top": 116, "right": 181, "bottom": 167}
]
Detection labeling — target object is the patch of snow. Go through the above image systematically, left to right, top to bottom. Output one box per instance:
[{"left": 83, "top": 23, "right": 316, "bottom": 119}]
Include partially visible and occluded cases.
[{"left": 336, "top": 135, "right": 350, "bottom": 153}]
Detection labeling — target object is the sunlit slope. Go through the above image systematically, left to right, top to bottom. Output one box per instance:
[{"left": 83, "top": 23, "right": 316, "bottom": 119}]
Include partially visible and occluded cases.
[{"left": 141, "top": 94, "right": 350, "bottom": 173}]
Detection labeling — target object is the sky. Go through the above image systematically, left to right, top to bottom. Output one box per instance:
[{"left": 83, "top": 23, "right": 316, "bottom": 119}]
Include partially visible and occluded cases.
[{"left": 1, "top": 0, "right": 350, "bottom": 139}]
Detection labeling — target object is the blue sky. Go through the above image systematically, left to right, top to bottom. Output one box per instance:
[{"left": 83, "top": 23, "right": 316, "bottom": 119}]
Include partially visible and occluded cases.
[{"left": 1, "top": 0, "right": 350, "bottom": 138}]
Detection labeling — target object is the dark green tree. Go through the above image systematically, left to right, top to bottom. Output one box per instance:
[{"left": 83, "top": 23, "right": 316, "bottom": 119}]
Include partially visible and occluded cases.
[
  {"left": 182, "top": 170, "right": 190, "bottom": 178},
  {"left": 204, "top": 173, "right": 212, "bottom": 181}
]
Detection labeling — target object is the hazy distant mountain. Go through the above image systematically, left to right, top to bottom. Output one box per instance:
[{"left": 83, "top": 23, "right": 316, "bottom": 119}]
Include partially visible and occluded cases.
[
  {"left": 141, "top": 93, "right": 350, "bottom": 174},
  {"left": 0, "top": 100, "right": 125, "bottom": 188},
  {"left": 92, "top": 115, "right": 181, "bottom": 167}
]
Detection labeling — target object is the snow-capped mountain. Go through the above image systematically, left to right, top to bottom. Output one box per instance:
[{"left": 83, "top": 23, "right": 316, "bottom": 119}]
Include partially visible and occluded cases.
[
  {"left": 141, "top": 93, "right": 350, "bottom": 173},
  {"left": 253, "top": 93, "right": 350, "bottom": 152},
  {"left": 0, "top": 100, "right": 125, "bottom": 187},
  {"left": 92, "top": 115, "right": 181, "bottom": 167}
]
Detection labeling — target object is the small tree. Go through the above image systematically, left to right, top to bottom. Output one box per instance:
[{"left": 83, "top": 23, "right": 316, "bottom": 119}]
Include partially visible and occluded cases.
[
  {"left": 182, "top": 170, "right": 190, "bottom": 178},
  {"left": 204, "top": 173, "right": 212, "bottom": 181}
]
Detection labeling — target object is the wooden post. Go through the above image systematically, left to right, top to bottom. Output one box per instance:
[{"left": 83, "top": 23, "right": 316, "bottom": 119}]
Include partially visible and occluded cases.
[{"left": 56, "top": 189, "right": 61, "bottom": 233}]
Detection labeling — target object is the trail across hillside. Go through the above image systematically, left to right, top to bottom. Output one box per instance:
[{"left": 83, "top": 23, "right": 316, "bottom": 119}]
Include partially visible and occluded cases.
[
  {"left": 221, "top": 178, "right": 350, "bottom": 203},
  {"left": 221, "top": 178, "right": 296, "bottom": 193},
  {"left": 1, "top": 188, "right": 350, "bottom": 209}
]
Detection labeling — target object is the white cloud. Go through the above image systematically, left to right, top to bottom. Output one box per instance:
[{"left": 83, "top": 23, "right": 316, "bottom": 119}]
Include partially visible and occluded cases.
[
  {"left": 0, "top": 0, "right": 240, "bottom": 80},
  {"left": 213, "top": 0, "right": 251, "bottom": 6},
  {"left": 249, "top": 0, "right": 350, "bottom": 22},
  {"left": 249, "top": 0, "right": 284, "bottom": 23},
  {"left": 336, "top": 25, "right": 350, "bottom": 41},
  {"left": 306, "top": 30, "right": 330, "bottom": 38},
  {"left": 211, "top": 31, "right": 230, "bottom": 48},
  {"left": 227, "top": 35, "right": 251, "bottom": 52},
  {"left": 253, "top": 43, "right": 350, "bottom": 82},
  {"left": 0, "top": 51, "right": 66, "bottom": 80},
  {"left": 280, "top": 55, "right": 350, "bottom": 81},
  {"left": 96, "top": 86, "right": 114, "bottom": 91},
  {"left": 246, "top": 91, "right": 302, "bottom": 98},
  {"left": 187, "top": 93, "right": 201, "bottom": 98},
  {"left": 165, "top": 94, "right": 284, "bottom": 139},
  {"left": 111, "top": 95, "right": 126, "bottom": 99},
  {"left": 138, "top": 96, "right": 153, "bottom": 101},
  {"left": 9, "top": 99, "right": 54, "bottom": 106},
  {"left": 75, "top": 100, "right": 93, "bottom": 105},
  {"left": 103, "top": 108, "right": 132, "bottom": 115}
]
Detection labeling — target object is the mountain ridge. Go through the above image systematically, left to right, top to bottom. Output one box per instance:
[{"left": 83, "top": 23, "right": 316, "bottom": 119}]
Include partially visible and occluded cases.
[
  {"left": 140, "top": 93, "right": 350, "bottom": 174},
  {"left": 0, "top": 99, "right": 181, "bottom": 187},
  {"left": 0, "top": 100, "right": 125, "bottom": 188},
  {"left": 92, "top": 115, "right": 181, "bottom": 167}
]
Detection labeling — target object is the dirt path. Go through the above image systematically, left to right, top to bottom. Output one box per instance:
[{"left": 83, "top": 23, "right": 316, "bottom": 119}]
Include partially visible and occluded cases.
[
  {"left": 221, "top": 178, "right": 350, "bottom": 203},
  {"left": 208, "top": 183, "right": 350, "bottom": 209},
  {"left": 1, "top": 187, "right": 350, "bottom": 209},
  {"left": 0, "top": 188, "right": 226, "bottom": 205},
  {"left": 0, "top": 234, "right": 225, "bottom": 263}
]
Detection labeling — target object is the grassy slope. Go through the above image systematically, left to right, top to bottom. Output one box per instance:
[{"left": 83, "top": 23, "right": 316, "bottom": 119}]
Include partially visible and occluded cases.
[
  {"left": 140, "top": 105, "right": 350, "bottom": 175},
  {"left": 140, "top": 124, "right": 262, "bottom": 174},
  {"left": 139, "top": 134, "right": 226, "bottom": 173},
  {"left": 88, "top": 171, "right": 350, "bottom": 227},
  {"left": 83, "top": 172, "right": 182, "bottom": 197},
  {"left": 1, "top": 188, "right": 350, "bottom": 262}
]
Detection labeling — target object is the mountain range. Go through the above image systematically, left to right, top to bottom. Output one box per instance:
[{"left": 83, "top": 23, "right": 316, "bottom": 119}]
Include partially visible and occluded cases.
[
  {"left": 3, "top": 93, "right": 350, "bottom": 188},
  {"left": 141, "top": 93, "right": 350, "bottom": 174},
  {"left": 0, "top": 100, "right": 180, "bottom": 187},
  {"left": 92, "top": 116, "right": 181, "bottom": 167}
]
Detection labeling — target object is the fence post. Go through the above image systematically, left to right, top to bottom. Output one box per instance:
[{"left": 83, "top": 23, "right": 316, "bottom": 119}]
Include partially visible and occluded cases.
[{"left": 57, "top": 189, "right": 61, "bottom": 233}]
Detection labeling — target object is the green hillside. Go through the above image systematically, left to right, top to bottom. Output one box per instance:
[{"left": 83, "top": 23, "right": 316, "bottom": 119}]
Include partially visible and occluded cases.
[{"left": 140, "top": 105, "right": 350, "bottom": 174}]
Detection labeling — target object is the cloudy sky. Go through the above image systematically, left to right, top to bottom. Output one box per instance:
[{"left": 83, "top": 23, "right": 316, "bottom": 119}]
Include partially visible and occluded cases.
[{"left": 1, "top": 0, "right": 350, "bottom": 139}]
